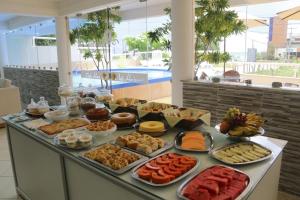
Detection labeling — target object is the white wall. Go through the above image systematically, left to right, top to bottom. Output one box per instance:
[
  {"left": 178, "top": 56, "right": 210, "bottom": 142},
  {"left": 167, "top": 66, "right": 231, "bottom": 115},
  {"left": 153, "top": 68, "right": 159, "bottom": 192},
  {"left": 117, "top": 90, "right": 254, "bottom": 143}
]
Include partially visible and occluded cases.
[{"left": 6, "top": 35, "right": 82, "bottom": 67}]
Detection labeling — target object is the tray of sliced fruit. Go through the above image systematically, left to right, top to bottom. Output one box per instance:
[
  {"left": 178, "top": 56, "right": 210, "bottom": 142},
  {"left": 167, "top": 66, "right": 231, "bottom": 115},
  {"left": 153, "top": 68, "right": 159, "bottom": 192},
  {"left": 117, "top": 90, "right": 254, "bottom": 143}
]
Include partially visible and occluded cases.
[
  {"left": 216, "top": 108, "right": 265, "bottom": 139},
  {"left": 209, "top": 141, "right": 272, "bottom": 165},
  {"left": 131, "top": 153, "right": 199, "bottom": 186},
  {"left": 177, "top": 165, "right": 251, "bottom": 200}
]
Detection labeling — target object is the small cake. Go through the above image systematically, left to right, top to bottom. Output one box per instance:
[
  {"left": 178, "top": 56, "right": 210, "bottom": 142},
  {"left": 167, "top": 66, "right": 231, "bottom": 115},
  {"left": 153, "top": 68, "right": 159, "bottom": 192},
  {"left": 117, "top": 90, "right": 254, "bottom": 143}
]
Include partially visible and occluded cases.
[
  {"left": 86, "top": 108, "right": 109, "bottom": 121},
  {"left": 111, "top": 112, "right": 136, "bottom": 127},
  {"left": 139, "top": 121, "right": 165, "bottom": 133},
  {"left": 58, "top": 129, "right": 76, "bottom": 145},
  {"left": 79, "top": 133, "right": 92, "bottom": 147},
  {"left": 65, "top": 135, "right": 78, "bottom": 148}
]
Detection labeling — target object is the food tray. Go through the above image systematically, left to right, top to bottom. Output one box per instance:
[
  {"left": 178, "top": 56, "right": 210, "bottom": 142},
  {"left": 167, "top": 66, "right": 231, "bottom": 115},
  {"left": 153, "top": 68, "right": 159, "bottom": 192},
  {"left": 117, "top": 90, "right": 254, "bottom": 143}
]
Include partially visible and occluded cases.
[
  {"left": 174, "top": 119, "right": 204, "bottom": 131},
  {"left": 134, "top": 123, "right": 168, "bottom": 137},
  {"left": 86, "top": 124, "right": 117, "bottom": 136},
  {"left": 215, "top": 124, "right": 265, "bottom": 140},
  {"left": 36, "top": 129, "right": 58, "bottom": 139},
  {"left": 174, "top": 131, "right": 214, "bottom": 152},
  {"left": 53, "top": 136, "right": 93, "bottom": 150},
  {"left": 112, "top": 138, "right": 173, "bottom": 158},
  {"left": 209, "top": 141, "right": 272, "bottom": 165},
  {"left": 80, "top": 144, "right": 148, "bottom": 175},
  {"left": 131, "top": 153, "right": 199, "bottom": 187},
  {"left": 177, "top": 165, "right": 251, "bottom": 200}
]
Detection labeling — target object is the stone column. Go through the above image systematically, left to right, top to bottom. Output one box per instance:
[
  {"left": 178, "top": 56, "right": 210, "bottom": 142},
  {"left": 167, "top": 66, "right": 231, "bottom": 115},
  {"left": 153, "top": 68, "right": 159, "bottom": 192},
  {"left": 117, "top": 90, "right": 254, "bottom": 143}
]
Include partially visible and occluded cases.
[
  {"left": 171, "top": 0, "right": 195, "bottom": 106},
  {"left": 55, "top": 16, "right": 72, "bottom": 86},
  {"left": 0, "top": 34, "right": 9, "bottom": 78}
]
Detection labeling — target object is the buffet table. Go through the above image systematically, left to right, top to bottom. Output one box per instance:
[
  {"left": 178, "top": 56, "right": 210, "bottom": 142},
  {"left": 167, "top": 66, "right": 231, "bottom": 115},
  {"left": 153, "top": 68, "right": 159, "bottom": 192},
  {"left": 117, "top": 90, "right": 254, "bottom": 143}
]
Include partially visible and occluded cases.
[{"left": 3, "top": 114, "right": 287, "bottom": 200}]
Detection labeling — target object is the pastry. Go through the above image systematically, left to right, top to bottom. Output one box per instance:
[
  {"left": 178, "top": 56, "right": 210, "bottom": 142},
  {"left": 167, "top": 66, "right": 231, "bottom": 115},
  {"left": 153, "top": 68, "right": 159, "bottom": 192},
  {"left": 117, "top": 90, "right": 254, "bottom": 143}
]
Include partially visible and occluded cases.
[
  {"left": 114, "top": 98, "right": 141, "bottom": 107},
  {"left": 141, "top": 102, "right": 173, "bottom": 113},
  {"left": 86, "top": 108, "right": 109, "bottom": 121},
  {"left": 111, "top": 112, "right": 136, "bottom": 127},
  {"left": 38, "top": 119, "right": 89, "bottom": 135},
  {"left": 86, "top": 120, "right": 116, "bottom": 132},
  {"left": 139, "top": 121, "right": 165, "bottom": 133},
  {"left": 57, "top": 129, "right": 76, "bottom": 145},
  {"left": 115, "top": 132, "right": 165, "bottom": 155},
  {"left": 79, "top": 133, "right": 93, "bottom": 147},
  {"left": 65, "top": 135, "right": 78, "bottom": 148},
  {"left": 84, "top": 144, "right": 140, "bottom": 170}
]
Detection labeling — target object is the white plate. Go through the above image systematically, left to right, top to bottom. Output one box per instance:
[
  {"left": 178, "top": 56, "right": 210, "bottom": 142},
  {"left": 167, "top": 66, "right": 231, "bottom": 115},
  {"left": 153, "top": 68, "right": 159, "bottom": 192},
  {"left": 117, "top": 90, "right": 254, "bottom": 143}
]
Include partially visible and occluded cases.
[
  {"left": 86, "top": 124, "right": 117, "bottom": 136},
  {"left": 215, "top": 124, "right": 264, "bottom": 141}
]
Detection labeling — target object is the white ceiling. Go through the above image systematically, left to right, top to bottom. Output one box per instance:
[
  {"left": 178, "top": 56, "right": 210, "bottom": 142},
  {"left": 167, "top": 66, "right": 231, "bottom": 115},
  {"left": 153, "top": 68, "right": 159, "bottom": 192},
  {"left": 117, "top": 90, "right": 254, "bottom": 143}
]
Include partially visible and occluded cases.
[{"left": 0, "top": 0, "right": 289, "bottom": 33}]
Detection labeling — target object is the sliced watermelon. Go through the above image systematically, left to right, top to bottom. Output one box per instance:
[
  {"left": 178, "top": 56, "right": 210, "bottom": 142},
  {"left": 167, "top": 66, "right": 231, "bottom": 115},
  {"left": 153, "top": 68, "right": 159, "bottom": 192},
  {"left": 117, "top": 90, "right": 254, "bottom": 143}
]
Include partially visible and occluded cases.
[
  {"left": 206, "top": 176, "right": 229, "bottom": 186},
  {"left": 198, "top": 179, "right": 220, "bottom": 194}
]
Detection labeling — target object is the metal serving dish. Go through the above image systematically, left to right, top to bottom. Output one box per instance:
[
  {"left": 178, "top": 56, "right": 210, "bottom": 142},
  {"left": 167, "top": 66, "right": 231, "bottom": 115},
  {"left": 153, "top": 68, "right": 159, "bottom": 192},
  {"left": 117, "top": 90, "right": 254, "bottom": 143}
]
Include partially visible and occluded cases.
[
  {"left": 133, "top": 123, "right": 168, "bottom": 137},
  {"left": 215, "top": 124, "right": 265, "bottom": 141},
  {"left": 174, "top": 131, "right": 214, "bottom": 152},
  {"left": 53, "top": 136, "right": 94, "bottom": 150},
  {"left": 112, "top": 137, "right": 173, "bottom": 158},
  {"left": 209, "top": 141, "right": 272, "bottom": 165},
  {"left": 79, "top": 144, "right": 148, "bottom": 175},
  {"left": 131, "top": 153, "right": 199, "bottom": 187},
  {"left": 177, "top": 165, "right": 252, "bottom": 200}
]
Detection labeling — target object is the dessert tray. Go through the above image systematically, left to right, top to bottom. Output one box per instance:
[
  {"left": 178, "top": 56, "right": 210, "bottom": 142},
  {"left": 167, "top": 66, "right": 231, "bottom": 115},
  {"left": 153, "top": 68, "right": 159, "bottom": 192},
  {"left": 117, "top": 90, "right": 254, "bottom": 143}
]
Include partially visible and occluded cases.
[
  {"left": 109, "top": 98, "right": 147, "bottom": 115},
  {"left": 138, "top": 102, "right": 178, "bottom": 121},
  {"left": 163, "top": 107, "right": 210, "bottom": 130},
  {"left": 37, "top": 118, "right": 90, "bottom": 139},
  {"left": 85, "top": 120, "right": 117, "bottom": 136},
  {"left": 134, "top": 122, "right": 168, "bottom": 137},
  {"left": 53, "top": 131, "right": 93, "bottom": 150},
  {"left": 174, "top": 131, "right": 214, "bottom": 152},
  {"left": 113, "top": 132, "right": 173, "bottom": 157},
  {"left": 209, "top": 141, "right": 272, "bottom": 165},
  {"left": 80, "top": 143, "right": 148, "bottom": 175},
  {"left": 131, "top": 153, "right": 199, "bottom": 186},
  {"left": 177, "top": 165, "right": 251, "bottom": 200}
]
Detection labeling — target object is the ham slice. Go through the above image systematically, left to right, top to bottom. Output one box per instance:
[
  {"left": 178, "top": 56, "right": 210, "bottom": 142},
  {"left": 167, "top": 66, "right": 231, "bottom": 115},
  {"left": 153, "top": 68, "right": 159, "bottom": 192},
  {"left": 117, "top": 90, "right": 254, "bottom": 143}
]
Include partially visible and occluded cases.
[{"left": 181, "top": 131, "right": 206, "bottom": 150}]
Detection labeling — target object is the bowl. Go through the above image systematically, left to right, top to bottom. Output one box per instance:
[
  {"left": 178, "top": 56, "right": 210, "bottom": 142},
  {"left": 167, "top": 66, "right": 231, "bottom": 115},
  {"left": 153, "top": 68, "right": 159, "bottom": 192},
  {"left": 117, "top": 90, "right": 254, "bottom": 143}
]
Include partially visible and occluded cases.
[
  {"left": 44, "top": 110, "right": 69, "bottom": 122},
  {"left": 87, "top": 124, "right": 117, "bottom": 137}
]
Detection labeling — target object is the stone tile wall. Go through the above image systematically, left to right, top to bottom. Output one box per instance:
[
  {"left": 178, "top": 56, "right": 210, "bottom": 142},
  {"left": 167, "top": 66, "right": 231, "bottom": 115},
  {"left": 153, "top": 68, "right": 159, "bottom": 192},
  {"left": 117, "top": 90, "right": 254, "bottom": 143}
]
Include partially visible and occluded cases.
[
  {"left": 3, "top": 67, "right": 60, "bottom": 108},
  {"left": 183, "top": 80, "right": 300, "bottom": 196}
]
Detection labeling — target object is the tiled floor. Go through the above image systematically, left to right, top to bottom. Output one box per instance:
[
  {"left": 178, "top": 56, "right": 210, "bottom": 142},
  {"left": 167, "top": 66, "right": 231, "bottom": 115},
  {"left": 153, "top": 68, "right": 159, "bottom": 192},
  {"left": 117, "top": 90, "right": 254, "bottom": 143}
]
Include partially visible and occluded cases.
[{"left": 0, "top": 127, "right": 299, "bottom": 200}]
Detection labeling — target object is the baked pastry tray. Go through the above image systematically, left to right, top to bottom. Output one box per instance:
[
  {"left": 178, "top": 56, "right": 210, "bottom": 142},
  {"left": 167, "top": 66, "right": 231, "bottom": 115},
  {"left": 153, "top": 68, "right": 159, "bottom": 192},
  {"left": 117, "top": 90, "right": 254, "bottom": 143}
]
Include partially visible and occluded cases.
[
  {"left": 174, "top": 131, "right": 214, "bottom": 152},
  {"left": 111, "top": 139, "right": 173, "bottom": 158},
  {"left": 209, "top": 141, "right": 272, "bottom": 165},
  {"left": 79, "top": 144, "right": 148, "bottom": 175},
  {"left": 131, "top": 153, "right": 199, "bottom": 187},
  {"left": 177, "top": 165, "right": 251, "bottom": 200}
]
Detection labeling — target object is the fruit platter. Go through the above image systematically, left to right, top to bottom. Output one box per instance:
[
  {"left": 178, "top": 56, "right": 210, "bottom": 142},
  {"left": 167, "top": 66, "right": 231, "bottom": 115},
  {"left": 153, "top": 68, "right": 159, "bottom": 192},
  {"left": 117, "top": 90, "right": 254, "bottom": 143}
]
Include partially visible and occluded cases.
[
  {"left": 216, "top": 108, "right": 265, "bottom": 139},
  {"left": 174, "top": 130, "right": 214, "bottom": 152},
  {"left": 210, "top": 142, "right": 272, "bottom": 165},
  {"left": 132, "top": 153, "right": 199, "bottom": 186},
  {"left": 177, "top": 165, "right": 251, "bottom": 200}
]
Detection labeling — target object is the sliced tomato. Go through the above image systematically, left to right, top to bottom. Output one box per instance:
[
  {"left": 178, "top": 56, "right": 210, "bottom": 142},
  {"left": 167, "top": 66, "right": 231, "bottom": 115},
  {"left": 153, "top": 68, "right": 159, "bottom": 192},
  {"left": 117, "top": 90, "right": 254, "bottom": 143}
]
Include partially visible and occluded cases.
[
  {"left": 167, "top": 153, "right": 179, "bottom": 159},
  {"left": 156, "top": 157, "right": 172, "bottom": 165},
  {"left": 180, "top": 157, "right": 197, "bottom": 166},
  {"left": 169, "top": 162, "right": 188, "bottom": 173},
  {"left": 145, "top": 163, "right": 161, "bottom": 171},
  {"left": 163, "top": 166, "right": 182, "bottom": 177},
  {"left": 137, "top": 168, "right": 152, "bottom": 181},
  {"left": 158, "top": 169, "right": 175, "bottom": 181},
  {"left": 151, "top": 172, "right": 171, "bottom": 184}
]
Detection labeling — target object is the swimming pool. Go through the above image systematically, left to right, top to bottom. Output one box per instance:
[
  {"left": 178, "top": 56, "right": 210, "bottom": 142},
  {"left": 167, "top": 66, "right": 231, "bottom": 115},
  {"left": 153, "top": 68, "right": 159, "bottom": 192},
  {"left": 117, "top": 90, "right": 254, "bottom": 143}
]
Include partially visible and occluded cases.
[{"left": 72, "top": 68, "right": 171, "bottom": 89}]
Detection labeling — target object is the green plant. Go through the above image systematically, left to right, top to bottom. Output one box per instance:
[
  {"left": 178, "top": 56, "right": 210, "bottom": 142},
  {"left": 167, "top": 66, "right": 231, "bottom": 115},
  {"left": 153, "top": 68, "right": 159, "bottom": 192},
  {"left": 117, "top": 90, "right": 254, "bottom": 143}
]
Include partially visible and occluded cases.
[
  {"left": 148, "top": 0, "right": 246, "bottom": 76},
  {"left": 70, "top": 8, "right": 121, "bottom": 88},
  {"left": 124, "top": 33, "right": 166, "bottom": 52}
]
